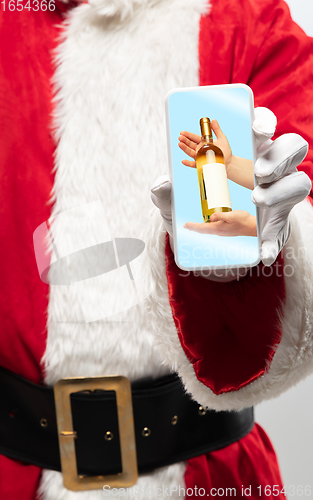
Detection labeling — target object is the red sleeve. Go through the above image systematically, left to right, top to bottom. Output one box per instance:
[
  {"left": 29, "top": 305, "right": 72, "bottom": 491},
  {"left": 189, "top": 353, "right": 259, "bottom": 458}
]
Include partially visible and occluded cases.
[
  {"left": 166, "top": 0, "right": 313, "bottom": 395},
  {"left": 199, "top": 0, "right": 313, "bottom": 194}
]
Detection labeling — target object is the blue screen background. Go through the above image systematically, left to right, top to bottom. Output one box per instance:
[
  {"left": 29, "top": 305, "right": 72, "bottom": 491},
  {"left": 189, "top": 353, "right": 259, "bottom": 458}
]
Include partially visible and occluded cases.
[{"left": 167, "top": 85, "right": 260, "bottom": 269}]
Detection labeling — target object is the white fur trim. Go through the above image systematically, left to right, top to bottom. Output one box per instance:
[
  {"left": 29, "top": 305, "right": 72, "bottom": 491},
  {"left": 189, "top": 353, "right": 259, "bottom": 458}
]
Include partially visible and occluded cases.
[
  {"left": 41, "top": 0, "right": 209, "bottom": 497},
  {"left": 58, "top": 0, "right": 169, "bottom": 20},
  {"left": 88, "top": 0, "right": 163, "bottom": 21},
  {"left": 147, "top": 199, "right": 313, "bottom": 411},
  {"left": 39, "top": 462, "right": 186, "bottom": 499}
]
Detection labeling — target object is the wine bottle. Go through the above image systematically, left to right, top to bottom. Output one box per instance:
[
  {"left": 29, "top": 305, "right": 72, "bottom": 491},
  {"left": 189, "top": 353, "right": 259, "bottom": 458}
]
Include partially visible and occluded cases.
[{"left": 196, "top": 117, "right": 232, "bottom": 222}]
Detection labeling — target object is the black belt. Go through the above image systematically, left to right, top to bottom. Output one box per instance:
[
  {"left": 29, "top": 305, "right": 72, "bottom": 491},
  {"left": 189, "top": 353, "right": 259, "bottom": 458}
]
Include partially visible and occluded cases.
[{"left": 0, "top": 366, "right": 254, "bottom": 485}]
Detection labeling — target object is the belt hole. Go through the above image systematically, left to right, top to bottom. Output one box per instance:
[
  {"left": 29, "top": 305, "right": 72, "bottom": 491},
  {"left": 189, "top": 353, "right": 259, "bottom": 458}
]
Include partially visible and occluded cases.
[
  {"left": 198, "top": 406, "right": 207, "bottom": 416},
  {"left": 171, "top": 415, "right": 178, "bottom": 425},
  {"left": 40, "top": 418, "right": 48, "bottom": 428},
  {"left": 142, "top": 427, "right": 151, "bottom": 437},
  {"left": 104, "top": 431, "right": 114, "bottom": 441}
]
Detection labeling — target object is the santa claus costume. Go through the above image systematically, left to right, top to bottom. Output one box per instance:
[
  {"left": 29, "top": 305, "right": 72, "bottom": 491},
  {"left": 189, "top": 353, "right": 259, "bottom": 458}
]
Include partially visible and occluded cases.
[{"left": 0, "top": 0, "right": 313, "bottom": 499}]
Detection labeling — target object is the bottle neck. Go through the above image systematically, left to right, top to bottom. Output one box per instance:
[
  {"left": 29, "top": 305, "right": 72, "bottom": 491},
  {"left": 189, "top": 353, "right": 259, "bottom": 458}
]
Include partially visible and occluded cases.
[
  {"left": 200, "top": 118, "right": 213, "bottom": 144},
  {"left": 202, "top": 134, "right": 213, "bottom": 144}
]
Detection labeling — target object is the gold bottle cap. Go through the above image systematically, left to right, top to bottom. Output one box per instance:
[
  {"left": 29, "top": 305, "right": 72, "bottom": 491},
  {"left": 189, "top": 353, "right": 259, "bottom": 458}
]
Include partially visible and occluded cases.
[{"left": 199, "top": 117, "right": 212, "bottom": 138}]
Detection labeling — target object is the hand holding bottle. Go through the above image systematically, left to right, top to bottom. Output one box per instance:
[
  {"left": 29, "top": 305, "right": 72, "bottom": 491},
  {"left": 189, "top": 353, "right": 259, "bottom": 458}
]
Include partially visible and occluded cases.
[
  {"left": 151, "top": 107, "right": 311, "bottom": 269},
  {"left": 180, "top": 108, "right": 310, "bottom": 265},
  {"left": 179, "top": 119, "right": 233, "bottom": 171},
  {"left": 179, "top": 120, "right": 254, "bottom": 190},
  {"left": 184, "top": 210, "right": 257, "bottom": 237}
]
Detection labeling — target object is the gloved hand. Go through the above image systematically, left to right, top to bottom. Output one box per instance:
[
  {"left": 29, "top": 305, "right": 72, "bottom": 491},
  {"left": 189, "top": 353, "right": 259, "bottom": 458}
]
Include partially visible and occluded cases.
[
  {"left": 151, "top": 107, "right": 311, "bottom": 269},
  {"left": 252, "top": 108, "right": 310, "bottom": 265}
]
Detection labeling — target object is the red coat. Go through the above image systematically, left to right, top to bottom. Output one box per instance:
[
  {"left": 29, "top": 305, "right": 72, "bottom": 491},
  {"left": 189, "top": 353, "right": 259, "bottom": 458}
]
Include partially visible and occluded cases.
[{"left": 0, "top": 0, "right": 313, "bottom": 498}]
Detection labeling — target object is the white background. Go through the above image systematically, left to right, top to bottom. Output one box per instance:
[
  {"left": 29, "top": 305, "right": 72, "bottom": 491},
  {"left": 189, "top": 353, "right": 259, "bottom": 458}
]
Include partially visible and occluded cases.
[{"left": 255, "top": 0, "right": 313, "bottom": 495}]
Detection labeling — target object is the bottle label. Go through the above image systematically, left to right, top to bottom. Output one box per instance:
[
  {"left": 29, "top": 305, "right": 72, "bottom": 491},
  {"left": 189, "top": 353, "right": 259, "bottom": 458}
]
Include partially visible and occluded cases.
[{"left": 202, "top": 162, "right": 232, "bottom": 210}]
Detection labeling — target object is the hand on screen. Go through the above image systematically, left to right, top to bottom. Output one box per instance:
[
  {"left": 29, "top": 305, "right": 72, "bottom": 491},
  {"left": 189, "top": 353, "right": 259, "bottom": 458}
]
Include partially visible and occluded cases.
[
  {"left": 179, "top": 119, "right": 233, "bottom": 172},
  {"left": 179, "top": 121, "right": 254, "bottom": 190},
  {"left": 184, "top": 210, "right": 257, "bottom": 237}
]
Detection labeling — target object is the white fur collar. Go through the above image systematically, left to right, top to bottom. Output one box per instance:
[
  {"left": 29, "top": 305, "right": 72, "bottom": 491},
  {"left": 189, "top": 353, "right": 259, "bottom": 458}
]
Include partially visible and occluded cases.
[
  {"left": 61, "top": 0, "right": 163, "bottom": 20},
  {"left": 90, "top": 0, "right": 161, "bottom": 19}
]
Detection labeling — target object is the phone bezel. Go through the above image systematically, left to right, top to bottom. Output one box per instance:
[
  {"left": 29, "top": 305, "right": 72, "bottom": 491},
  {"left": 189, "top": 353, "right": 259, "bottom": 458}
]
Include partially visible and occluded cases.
[{"left": 165, "top": 83, "right": 261, "bottom": 272}]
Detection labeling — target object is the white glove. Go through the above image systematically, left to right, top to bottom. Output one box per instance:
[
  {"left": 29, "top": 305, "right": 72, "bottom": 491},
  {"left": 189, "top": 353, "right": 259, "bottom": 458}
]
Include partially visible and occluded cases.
[
  {"left": 151, "top": 107, "right": 311, "bottom": 268},
  {"left": 252, "top": 108, "right": 310, "bottom": 265},
  {"left": 150, "top": 175, "right": 173, "bottom": 235}
]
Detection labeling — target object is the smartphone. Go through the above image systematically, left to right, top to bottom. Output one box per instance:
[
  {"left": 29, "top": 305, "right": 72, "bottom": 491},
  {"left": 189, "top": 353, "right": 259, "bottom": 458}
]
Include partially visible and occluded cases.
[{"left": 165, "top": 83, "right": 261, "bottom": 272}]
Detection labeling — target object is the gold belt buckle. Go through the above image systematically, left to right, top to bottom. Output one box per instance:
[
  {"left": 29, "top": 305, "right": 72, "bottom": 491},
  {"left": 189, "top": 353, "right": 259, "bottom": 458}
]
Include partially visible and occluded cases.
[{"left": 54, "top": 375, "right": 138, "bottom": 491}]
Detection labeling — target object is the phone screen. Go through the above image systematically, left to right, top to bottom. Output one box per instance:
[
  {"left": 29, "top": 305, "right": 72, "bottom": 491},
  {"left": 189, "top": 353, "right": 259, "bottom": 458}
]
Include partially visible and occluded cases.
[{"left": 165, "top": 84, "right": 260, "bottom": 271}]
